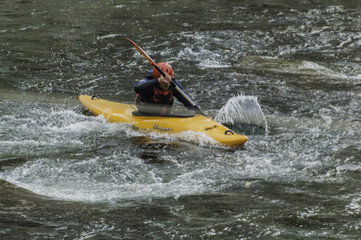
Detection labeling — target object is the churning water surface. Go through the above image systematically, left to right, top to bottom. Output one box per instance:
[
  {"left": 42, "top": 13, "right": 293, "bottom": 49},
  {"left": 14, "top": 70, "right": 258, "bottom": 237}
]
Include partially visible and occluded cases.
[{"left": 1, "top": 0, "right": 361, "bottom": 239}]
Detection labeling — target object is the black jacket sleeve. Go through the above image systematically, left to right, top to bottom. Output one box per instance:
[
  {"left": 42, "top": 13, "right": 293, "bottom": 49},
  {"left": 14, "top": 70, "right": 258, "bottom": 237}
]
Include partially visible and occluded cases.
[{"left": 134, "top": 79, "right": 158, "bottom": 94}]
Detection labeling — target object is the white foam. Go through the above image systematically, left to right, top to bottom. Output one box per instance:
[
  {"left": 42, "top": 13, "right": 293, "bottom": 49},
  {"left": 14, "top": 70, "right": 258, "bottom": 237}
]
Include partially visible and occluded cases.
[
  {"left": 96, "top": 34, "right": 123, "bottom": 40},
  {"left": 177, "top": 46, "right": 231, "bottom": 69},
  {"left": 0, "top": 154, "right": 220, "bottom": 202},
  {"left": 337, "top": 163, "right": 361, "bottom": 173},
  {"left": 345, "top": 197, "right": 361, "bottom": 215}
]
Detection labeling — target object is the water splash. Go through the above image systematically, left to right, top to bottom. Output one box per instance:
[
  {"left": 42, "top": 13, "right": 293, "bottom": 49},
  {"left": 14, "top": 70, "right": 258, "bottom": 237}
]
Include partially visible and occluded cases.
[{"left": 215, "top": 95, "right": 268, "bottom": 130}]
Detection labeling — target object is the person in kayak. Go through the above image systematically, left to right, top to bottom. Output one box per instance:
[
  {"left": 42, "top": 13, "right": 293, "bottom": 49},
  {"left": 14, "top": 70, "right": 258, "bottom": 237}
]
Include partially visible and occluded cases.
[{"left": 134, "top": 62, "right": 198, "bottom": 115}]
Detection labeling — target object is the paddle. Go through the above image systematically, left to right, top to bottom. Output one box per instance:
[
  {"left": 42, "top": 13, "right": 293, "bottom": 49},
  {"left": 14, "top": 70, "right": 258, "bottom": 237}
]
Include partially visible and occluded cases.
[{"left": 126, "top": 38, "right": 205, "bottom": 115}]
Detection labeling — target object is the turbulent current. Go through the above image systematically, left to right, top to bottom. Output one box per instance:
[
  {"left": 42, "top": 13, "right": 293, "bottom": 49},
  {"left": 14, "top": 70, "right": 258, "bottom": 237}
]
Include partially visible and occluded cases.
[{"left": 1, "top": 0, "right": 361, "bottom": 239}]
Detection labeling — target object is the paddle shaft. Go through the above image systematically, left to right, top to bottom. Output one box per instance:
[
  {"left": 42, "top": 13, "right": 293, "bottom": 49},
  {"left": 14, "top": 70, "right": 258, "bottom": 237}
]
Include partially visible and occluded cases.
[{"left": 126, "top": 38, "right": 205, "bottom": 115}]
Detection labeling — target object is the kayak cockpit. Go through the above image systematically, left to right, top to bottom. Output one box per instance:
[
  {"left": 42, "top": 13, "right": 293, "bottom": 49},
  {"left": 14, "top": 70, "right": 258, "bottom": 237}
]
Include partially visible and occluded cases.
[{"left": 131, "top": 110, "right": 195, "bottom": 118}]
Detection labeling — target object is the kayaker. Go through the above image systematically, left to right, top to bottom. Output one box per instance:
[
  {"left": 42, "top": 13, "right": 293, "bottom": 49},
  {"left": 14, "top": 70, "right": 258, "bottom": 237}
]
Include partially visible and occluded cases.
[{"left": 134, "top": 62, "right": 198, "bottom": 115}]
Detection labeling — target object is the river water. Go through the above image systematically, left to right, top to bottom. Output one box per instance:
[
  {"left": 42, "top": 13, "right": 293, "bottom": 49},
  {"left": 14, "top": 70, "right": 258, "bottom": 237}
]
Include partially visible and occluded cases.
[{"left": 1, "top": 0, "right": 361, "bottom": 239}]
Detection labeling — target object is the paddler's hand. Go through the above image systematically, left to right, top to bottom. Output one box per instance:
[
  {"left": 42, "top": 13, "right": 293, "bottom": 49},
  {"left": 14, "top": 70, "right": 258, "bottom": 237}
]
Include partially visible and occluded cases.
[{"left": 157, "top": 74, "right": 172, "bottom": 91}]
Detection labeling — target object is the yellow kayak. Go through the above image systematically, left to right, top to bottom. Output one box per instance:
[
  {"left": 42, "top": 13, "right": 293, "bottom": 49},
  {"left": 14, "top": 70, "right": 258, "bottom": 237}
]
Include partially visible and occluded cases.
[{"left": 79, "top": 95, "right": 248, "bottom": 147}]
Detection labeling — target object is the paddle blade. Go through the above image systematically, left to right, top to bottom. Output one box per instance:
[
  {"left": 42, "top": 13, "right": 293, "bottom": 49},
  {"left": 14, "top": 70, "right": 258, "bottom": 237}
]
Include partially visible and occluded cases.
[
  {"left": 126, "top": 38, "right": 156, "bottom": 66},
  {"left": 126, "top": 38, "right": 166, "bottom": 77}
]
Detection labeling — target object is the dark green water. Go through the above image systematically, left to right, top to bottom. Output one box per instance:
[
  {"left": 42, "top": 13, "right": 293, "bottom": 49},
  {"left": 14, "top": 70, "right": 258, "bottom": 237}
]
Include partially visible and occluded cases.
[{"left": 1, "top": 0, "right": 361, "bottom": 239}]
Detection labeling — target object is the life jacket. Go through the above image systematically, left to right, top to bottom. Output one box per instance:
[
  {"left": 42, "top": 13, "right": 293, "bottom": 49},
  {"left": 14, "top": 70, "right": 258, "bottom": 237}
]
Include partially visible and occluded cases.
[
  {"left": 135, "top": 86, "right": 174, "bottom": 105},
  {"left": 152, "top": 87, "right": 173, "bottom": 104}
]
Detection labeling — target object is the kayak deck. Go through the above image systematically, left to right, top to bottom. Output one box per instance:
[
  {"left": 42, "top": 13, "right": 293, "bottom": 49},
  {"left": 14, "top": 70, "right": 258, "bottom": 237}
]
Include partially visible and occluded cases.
[{"left": 79, "top": 95, "right": 248, "bottom": 147}]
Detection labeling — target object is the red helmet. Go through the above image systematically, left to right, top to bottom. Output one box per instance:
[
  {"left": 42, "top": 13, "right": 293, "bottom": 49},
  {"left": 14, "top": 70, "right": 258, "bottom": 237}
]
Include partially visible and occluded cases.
[{"left": 153, "top": 62, "right": 174, "bottom": 79}]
